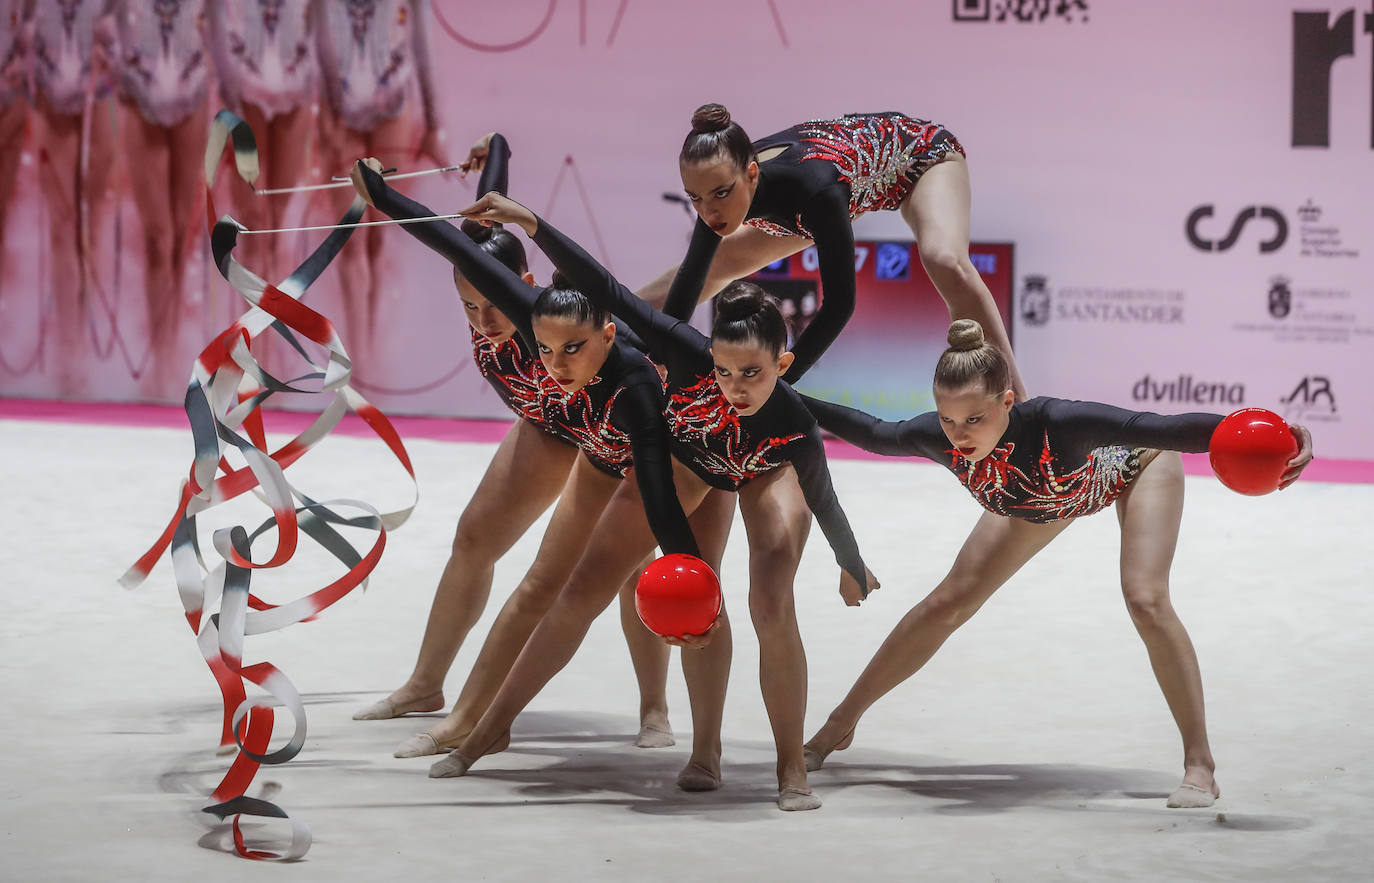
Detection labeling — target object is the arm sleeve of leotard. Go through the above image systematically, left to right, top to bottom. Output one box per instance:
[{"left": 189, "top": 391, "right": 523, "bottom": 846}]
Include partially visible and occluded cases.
[
  {"left": 475, "top": 132, "right": 511, "bottom": 198},
  {"left": 357, "top": 162, "right": 537, "bottom": 343},
  {"left": 783, "top": 186, "right": 857, "bottom": 383},
  {"left": 531, "top": 218, "right": 701, "bottom": 364},
  {"left": 663, "top": 218, "right": 723, "bottom": 322},
  {"left": 611, "top": 319, "right": 651, "bottom": 355},
  {"left": 618, "top": 379, "right": 701, "bottom": 559},
  {"left": 801, "top": 395, "right": 948, "bottom": 460},
  {"left": 1041, "top": 399, "right": 1222, "bottom": 452},
  {"left": 790, "top": 425, "right": 870, "bottom": 595}
]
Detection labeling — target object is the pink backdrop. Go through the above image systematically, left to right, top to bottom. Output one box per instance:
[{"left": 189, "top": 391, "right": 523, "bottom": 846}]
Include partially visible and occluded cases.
[{"left": 1, "top": 1, "right": 1368, "bottom": 457}]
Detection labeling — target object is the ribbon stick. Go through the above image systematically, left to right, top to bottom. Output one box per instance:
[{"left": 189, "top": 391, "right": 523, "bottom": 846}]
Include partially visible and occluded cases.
[
  {"left": 123, "top": 109, "right": 418, "bottom": 862},
  {"left": 254, "top": 163, "right": 459, "bottom": 195},
  {"left": 235, "top": 212, "right": 466, "bottom": 235}
]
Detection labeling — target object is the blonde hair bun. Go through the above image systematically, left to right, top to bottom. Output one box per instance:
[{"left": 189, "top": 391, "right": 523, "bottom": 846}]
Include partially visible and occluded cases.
[{"left": 946, "top": 319, "right": 986, "bottom": 351}]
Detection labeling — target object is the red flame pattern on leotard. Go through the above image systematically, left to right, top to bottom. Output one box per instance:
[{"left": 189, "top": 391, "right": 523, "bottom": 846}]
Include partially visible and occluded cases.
[
  {"left": 745, "top": 113, "right": 965, "bottom": 239},
  {"left": 537, "top": 371, "right": 635, "bottom": 476},
  {"left": 665, "top": 374, "right": 804, "bottom": 488},
  {"left": 949, "top": 433, "right": 1142, "bottom": 523}
]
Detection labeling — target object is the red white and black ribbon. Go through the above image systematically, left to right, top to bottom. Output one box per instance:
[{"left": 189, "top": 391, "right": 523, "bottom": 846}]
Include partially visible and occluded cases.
[{"left": 121, "top": 110, "right": 418, "bottom": 861}]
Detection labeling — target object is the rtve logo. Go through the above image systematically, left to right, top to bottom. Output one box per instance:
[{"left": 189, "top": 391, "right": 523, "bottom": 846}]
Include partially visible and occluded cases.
[{"left": 1292, "top": 5, "right": 1374, "bottom": 147}]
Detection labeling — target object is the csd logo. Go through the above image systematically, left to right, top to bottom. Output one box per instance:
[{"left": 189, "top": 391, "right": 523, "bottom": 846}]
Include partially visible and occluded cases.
[{"left": 1185, "top": 205, "right": 1288, "bottom": 253}]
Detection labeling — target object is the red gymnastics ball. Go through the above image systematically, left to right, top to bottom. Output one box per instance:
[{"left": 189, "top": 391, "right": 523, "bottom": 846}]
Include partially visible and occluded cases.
[
  {"left": 1209, "top": 408, "right": 1299, "bottom": 496},
  {"left": 635, "top": 554, "right": 722, "bottom": 638}
]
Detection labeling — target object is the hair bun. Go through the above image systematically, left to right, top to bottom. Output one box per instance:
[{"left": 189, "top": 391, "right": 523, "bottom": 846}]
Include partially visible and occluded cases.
[
  {"left": 690, "top": 103, "right": 732, "bottom": 134},
  {"left": 460, "top": 218, "right": 496, "bottom": 243},
  {"left": 549, "top": 269, "right": 574, "bottom": 290},
  {"left": 715, "top": 282, "right": 769, "bottom": 322},
  {"left": 946, "top": 319, "right": 985, "bottom": 351}
]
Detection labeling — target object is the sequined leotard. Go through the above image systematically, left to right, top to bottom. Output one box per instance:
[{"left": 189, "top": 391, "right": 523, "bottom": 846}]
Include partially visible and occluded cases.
[
  {"left": 28, "top": 0, "right": 116, "bottom": 116},
  {"left": 112, "top": 0, "right": 209, "bottom": 127},
  {"left": 206, "top": 0, "right": 316, "bottom": 119},
  {"left": 316, "top": 0, "right": 435, "bottom": 132},
  {"left": 667, "top": 112, "right": 964, "bottom": 383},
  {"left": 444, "top": 134, "right": 570, "bottom": 439},
  {"left": 439, "top": 135, "right": 647, "bottom": 437},
  {"left": 358, "top": 162, "right": 700, "bottom": 559},
  {"left": 531, "top": 220, "right": 869, "bottom": 590},
  {"left": 804, "top": 396, "right": 1223, "bottom": 523}
]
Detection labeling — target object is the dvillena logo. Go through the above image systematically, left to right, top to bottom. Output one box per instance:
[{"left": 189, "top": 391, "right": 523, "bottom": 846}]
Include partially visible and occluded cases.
[
  {"left": 1185, "top": 205, "right": 1288, "bottom": 253},
  {"left": 1020, "top": 274, "right": 1050, "bottom": 326},
  {"left": 1268, "top": 276, "right": 1293, "bottom": 319},
  {"left": 1132, "top": 374, "right": 1245, "bottom": 406}
]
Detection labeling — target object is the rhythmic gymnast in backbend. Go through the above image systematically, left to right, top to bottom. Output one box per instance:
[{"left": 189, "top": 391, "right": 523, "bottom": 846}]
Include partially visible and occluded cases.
[{"left": 639, "top": 103, "right": 1025, "bottom": 398}]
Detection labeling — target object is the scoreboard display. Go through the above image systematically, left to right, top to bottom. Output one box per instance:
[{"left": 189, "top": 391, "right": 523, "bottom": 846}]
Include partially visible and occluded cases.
[{"left": 745, "top": 240, "right": 1014, "bottom": 419}]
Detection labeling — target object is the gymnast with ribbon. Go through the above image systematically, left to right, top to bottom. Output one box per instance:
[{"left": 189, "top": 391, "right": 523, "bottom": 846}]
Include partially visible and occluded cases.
[
  {"left": 352, "top": 134, "right": 684, "bottom": 757},
  {"left": 348, "top": 153, "right": 729, "bottom": 760},
  {"left": 412, "top": 186, "right": 878, "bottom": 812}
]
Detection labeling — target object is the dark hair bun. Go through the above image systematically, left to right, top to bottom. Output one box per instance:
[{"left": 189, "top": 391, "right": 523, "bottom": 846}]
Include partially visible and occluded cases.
[
  {"left": 690, "top": 103, "right": 732, "bottom": 134},
  {"left": 460, "top": 218, "right": 495, "bottom": 243},
  {"left": 549, "top": 269, "right": 574, "bottom": 290},
  {"left": 715, "top": 282, "right": 769, "bottom": 322},
  {"left": 946, "top": 319, "right": 986, "bottom": 351}
]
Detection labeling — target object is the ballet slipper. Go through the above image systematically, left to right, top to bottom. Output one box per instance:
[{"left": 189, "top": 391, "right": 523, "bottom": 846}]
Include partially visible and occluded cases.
[
  {"left": 352, "top": 690, "right": 444, "bottom": 721},
  {"left": 635, "top": 722, "right": 676, "bottom": 749},
  {"left": 803, "top": 727, "right": 855, "bottom": 772},
  {"left": 428, "top": 730, "right": 510, "bottom": 778},
  {"left": 394, "top": 731, "right": 464, "bottom": 758},
  {"left": 428, "top": 750, "right": 473, "bottom": 779},
  {"left": 676, "top": 761, "right": 722, "bottom": 792},
  {"left": 1166, "top": 781, "right": 1220, "bottom": 808},
  {"left": 777, "top": 787, "right": 823, "bottom": 812}
]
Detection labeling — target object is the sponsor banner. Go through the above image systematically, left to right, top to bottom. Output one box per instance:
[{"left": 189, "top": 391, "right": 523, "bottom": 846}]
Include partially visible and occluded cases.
[{"left": 0, "top": 1, "right": 1367, "bottom": 458}]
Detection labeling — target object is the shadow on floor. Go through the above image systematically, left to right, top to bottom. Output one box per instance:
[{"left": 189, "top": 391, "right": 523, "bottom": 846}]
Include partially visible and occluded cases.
[{"left": 154, "top": 702, "right": 1312, "bottom": 834}]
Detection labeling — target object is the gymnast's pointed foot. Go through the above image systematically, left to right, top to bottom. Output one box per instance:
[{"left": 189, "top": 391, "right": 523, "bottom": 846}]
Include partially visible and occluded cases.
[
  {"left": 353, "top": 688, "right": 444, "bottom": 721},
  {"left": 803, "top": 722, "right": 855, "bottom": 772},
  {"left": 428, "top": 729, "right": 510, "bottom": 778},
  {"left": 1167, "top": 766, "right": 1219, "bottom": 808}
]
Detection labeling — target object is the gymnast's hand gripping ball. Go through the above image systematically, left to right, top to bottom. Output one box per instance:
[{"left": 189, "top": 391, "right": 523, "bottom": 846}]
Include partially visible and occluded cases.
[
  {"left": 1209, "top": 408, "right": 1300, "bottom": 496},
  {"left": 635, "top": 554, "right": 722, "bottom": 638}
]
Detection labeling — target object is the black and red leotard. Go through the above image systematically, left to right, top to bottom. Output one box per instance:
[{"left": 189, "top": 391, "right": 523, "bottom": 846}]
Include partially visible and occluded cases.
[
  {"left": 667, "top": 112, "right": 964, "bottom": 382},
  {"left": 456, "top": 134, "right": 571, "bottom": 442},
  {"left": 456, "top": 136, "right": 650, "bottom": 438},
  {"left": 358, "top": 162, "right": 701, "bottom": 558},
  {"left": 531, "top": 218, "right": 870, "bottom": 592},
  {"left": 804, "top": 396, "right": 1222, "bottom": 523}
]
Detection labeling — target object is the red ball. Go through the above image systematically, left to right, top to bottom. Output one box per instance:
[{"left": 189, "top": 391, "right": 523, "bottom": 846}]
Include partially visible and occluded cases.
[
  {"left": 1209, "top": 408, "right": 1299, "bottom": 496},
  {"left": 635, "top": 554, "right": 722, "bottom": 638}
]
